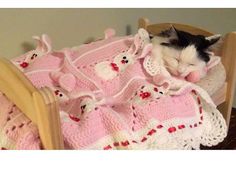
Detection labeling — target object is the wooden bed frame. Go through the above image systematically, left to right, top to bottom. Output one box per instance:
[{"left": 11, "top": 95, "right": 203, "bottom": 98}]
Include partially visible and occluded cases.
[
  {"left": 0, "top": 18, "right": 235, "bottom": 150},
  {"left": 0, "top": 58, "right": 64, "bottom": 150}
]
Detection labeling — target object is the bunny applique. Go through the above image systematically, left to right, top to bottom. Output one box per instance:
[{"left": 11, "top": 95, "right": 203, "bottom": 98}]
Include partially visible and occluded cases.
[
  {"left": 95, "top": 29, "right": 153, "bottom": 80},
  {"left": 13, "top": 34, "right": 52, "bottom": 71},
  {"left": 50, "top": 70, "right": 101, "bottom": 115},
  {"left": 130, "top": 82, "right": 170, "bottom": 105}
]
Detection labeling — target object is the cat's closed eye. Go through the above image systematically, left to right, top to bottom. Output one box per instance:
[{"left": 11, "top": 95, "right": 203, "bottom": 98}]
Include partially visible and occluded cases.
[{"left": 173, "top": 57, "right": 179, "bottom": 62}]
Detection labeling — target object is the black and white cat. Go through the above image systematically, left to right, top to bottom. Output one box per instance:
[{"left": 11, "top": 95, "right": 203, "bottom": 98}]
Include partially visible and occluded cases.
[{"left": 150, "top": 27, "right": 221, "bottom": 82}]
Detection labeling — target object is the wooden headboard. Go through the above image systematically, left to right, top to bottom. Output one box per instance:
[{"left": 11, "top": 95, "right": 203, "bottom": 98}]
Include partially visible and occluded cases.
[
  {"left": 138, "top": 18, "right": 236, "bottom": 126},
  {"left": 0, "top": 57, "right": 64, "bottom": 149}
]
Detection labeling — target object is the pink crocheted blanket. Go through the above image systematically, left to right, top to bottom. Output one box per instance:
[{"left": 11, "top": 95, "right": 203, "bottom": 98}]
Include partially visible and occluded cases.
[
  {"left": 0, "top": 29, "right": 227, "bottom": 150},
  {"left": 0, "top": 93, "right": 41, "bottom": 150}
]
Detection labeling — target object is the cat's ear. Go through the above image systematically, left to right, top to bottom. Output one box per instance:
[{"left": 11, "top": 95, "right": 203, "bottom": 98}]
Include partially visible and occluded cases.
[
  {"left": 159, "top": 25, "right": 178, "bottom": 39},
  {"left": 168, "top": 25, "right": 178, "bottom": 39},
  {"left": 170, "top": 25, "right": 177, "bottom": 33},
  {"left": 159, "top": 26, "right": 178, "bottom": 46},
  {"left": 205, "top": 34, "right": 221, "bottom": 45},
  {"left": 205, "top": 34, "right": 222, "bottom": 51}
]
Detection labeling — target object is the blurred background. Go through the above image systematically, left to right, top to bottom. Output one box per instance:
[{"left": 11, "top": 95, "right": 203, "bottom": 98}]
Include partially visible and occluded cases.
[{"left": 0, "top": 8, "right": 235, "bottom": 106}]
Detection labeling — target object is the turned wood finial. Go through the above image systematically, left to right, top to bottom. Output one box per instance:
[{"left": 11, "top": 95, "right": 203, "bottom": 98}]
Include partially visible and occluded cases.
[{"left": 138, "top": 18, "right": 150, "bottom": 29}]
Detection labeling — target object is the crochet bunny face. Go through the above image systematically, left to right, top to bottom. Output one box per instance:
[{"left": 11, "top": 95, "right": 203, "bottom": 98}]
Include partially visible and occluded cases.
[
  {"left": 95, "top": 29, "right": 152, "bottom": 81},
  {"left": 12, "top": 34, "right": 52, "bottom": 71},
  {"left": 94, "top": 52, "right": 136, "bottom": 80},
  {"left": 112, "top": 53, "right": 135, "bottom": 72},
  {"left": 131, "top": 83, "right": 169, "bottom": 105},
  {"left": 53, "top": 88, "right": 70, "bottom": 103},
  {"left": 79, "top": 97, "right": 96, "bottom": 115}
]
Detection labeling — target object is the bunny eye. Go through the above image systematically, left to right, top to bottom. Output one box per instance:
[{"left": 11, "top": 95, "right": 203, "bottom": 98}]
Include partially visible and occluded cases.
[
  {"left": 31, "top": 53, "right": 38, "bottom": 60},
  {"left": 121, "top": 58, "right": 129, "bottom": 64},
  {"left": 54, "top": 90, "right": 63, "bottom": 97},
  {"left": 54, "top": 90, "right": 60, "bottom": 95},
  {"left": 81, "top": 105, "right": 86, "bottom": 110}
]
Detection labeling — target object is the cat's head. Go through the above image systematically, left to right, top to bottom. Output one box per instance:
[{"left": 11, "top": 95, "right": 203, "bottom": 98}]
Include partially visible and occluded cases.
[{"left": 154, "top": 26, "right": 221, "bottom": 78}]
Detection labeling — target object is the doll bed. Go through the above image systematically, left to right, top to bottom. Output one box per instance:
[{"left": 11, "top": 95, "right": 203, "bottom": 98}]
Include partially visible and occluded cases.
[{"left": 0, "top": 18, "right": 236, "bottom": 150}]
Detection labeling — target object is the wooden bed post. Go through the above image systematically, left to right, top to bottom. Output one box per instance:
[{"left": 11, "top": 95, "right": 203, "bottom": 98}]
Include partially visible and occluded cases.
[
  {"left": 138, "top": 18, "right": 150, "bottom": 29},
  {"left": 218, "top": 32, "right": 236, "bottom": 126},
  {"left": 0, "top": 57, "right": 64, "bottom": 150},
  {"left": 33, "top": 88, "right": 64, "bottom": 150}
]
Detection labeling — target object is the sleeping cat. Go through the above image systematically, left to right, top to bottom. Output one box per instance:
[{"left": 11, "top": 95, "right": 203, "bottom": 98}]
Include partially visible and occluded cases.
[{"left": 150, "top": 26, "right": 221, "bottom": 82}]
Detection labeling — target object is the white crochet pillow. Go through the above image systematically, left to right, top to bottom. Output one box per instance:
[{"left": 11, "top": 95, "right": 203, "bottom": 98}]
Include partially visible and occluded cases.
[{"left": 196, "top": 62, "right": 226, "bottom": 96}]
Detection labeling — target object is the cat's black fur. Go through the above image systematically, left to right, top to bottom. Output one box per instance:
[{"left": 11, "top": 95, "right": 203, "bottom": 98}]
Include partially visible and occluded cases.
[{"left": 153, "top": 27, "right": 220, "bottom": 63}]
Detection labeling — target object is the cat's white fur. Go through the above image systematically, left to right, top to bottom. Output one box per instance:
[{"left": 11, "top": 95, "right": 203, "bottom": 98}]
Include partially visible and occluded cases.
[{"left": 151, "top": 35, "right": 218, "bottom": 79}]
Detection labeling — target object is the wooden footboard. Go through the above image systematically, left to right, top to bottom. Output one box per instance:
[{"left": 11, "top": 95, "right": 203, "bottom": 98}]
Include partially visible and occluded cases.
[{"left": 0, "top": 57, "right": 64, "bottom": 150}]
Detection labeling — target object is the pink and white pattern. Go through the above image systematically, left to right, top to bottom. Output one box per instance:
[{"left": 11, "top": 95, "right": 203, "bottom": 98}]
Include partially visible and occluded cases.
[{"left": 0, "top": 29, "right": 227, "bottom": 150}]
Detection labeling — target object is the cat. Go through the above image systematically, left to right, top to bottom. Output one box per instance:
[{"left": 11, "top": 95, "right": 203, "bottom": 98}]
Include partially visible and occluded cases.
[{"left": 150, "top": 26, "right": 221, "bottom": 82}]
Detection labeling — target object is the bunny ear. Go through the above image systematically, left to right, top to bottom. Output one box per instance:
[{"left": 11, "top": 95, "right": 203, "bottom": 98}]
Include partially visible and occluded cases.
[
  {"left": 104, "top": 28, "right": 116, "bottom": 39},
  {"left": 138, "top": 28, "right": 150, "bottom": 45},
  {"left": 128, "top": 29, "right": 151, "bottom": 55},
  {"left": 128, "top": 33, "right": 141, "bottom": 54},
  {"left": 33, "top": 34, "right": 52, "bottom": 53},
  {"left": 42, "top": 34, "right": 52, "bottom": 52},
  {"left": 32, "top": 36, "right": 42, "bottom": 49},
  {"left": 137, "top": 43, "right": 153, "bottom": 59},
  {"left": 50, "top": 71, "right": 76, "bottom": 92},
  {"left": 50, "top": 71, "right": 64, "bottom": 82},
  {"left": 58, "top": 73, "right": 76, "bottom": 92},
  {"left": 153, "top": 75, "right": 171, "bottom": 90}
]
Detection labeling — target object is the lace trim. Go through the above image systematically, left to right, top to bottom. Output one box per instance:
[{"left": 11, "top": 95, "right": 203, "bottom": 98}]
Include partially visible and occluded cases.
[
  {"left": 137, "top": 28, "right": 150, "bottom": 48},
  {"left": 143, "top": 56, "right": 160, "bottom": 76},
  {"left": 97, "top": 90, "right": 227, "bottom": 150},
  {"left": 199, "top": 97, "right": 227, "bottom": 147}
]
